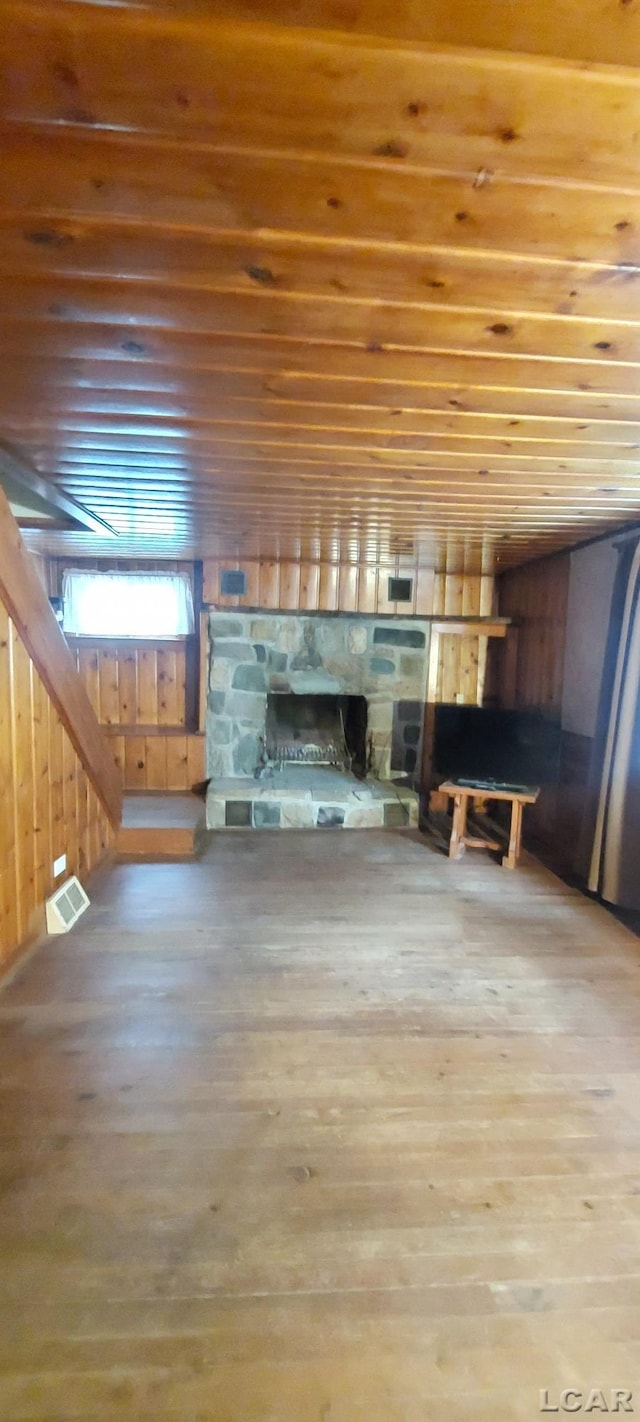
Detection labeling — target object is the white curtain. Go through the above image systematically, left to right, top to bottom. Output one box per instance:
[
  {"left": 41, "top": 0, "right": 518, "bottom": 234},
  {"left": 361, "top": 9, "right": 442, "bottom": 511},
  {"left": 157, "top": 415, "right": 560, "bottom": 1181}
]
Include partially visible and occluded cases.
[
  {"left": 588, "top": 539, "right": 640, "bottom": 906},
  {"left": 62, "top": 570, "right": 195, "bottom": 638}
]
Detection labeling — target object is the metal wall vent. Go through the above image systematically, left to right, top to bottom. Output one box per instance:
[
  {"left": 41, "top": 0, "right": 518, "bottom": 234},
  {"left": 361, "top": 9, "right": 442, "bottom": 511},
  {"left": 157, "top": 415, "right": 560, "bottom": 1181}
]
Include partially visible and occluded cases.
[
  {"left": 221, "top": 569, "right": 247, "bottom": 597},
  {"left": 388, "top": 576, "right": 413, "bottom": 603},
  {"left": 45, "top": 876, "right": 90, "bottom": 934}
]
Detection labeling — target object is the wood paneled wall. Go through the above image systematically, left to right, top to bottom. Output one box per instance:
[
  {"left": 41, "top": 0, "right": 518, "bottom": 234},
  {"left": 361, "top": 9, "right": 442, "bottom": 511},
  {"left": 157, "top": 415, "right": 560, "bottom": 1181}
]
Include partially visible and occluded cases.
[
  {"left": 29, "top": 551, "right": 55, "bottom": 596},
  {"left": 489, "top": 551, "right": 572, "bottom": 853},
  {"left": 490, "top": 553, "right": 571, "bottom": 714},
  {"left": 204, "top": 555, "right": 493, "bottom": 620},
  {"left": 204, "top": 556, "right": 438, "bottom": 615},
  {"left": 429, "top": 575, "right": 495, "bottom": 708},
  {"left": 0, "top": 605, "right": 114, "bottom": 973},
  {"left": 67, "top": 638, "right": 190, "bottom": 728},
  {"left": 65, "top": 642, "right": 205, "bottom": 791},
  {"left": 105, "top": 729, "right": 205, "bottom": 793}
]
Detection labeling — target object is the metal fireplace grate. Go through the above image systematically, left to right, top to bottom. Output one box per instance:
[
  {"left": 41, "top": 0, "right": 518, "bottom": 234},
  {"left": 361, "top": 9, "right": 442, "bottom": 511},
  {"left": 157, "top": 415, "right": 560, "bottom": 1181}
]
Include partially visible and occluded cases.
[{"left": 271, "top": 737, "right": 344, "bottom": 765}]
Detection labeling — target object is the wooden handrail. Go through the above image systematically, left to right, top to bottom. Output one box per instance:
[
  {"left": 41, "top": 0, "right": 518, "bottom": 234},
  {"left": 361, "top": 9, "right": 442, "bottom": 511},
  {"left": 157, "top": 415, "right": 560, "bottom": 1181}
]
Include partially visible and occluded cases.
[{"left": 0, "top": 490, "right": 122, "bottom": 827}]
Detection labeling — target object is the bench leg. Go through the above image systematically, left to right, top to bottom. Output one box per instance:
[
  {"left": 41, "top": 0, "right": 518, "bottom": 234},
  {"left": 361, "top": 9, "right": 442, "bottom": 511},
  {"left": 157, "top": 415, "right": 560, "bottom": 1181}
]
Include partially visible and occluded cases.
[
  {"left": 449, "top": 793, "right": 468, "bottom": 860},
  {"left": 502, "top": 798, "right": 523, "bottom": 869}
]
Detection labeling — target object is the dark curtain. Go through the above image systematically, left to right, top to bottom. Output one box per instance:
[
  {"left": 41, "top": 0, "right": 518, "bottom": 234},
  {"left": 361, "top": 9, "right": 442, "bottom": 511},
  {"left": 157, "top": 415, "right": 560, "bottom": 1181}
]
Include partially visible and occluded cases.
[{"left": 585, "top": 537, "right": 640, "bottom": 907}]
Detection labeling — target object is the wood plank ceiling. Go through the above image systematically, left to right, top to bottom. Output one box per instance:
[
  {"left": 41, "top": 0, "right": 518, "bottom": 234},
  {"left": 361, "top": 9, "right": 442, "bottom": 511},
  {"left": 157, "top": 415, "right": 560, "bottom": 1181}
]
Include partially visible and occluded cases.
[{"left": 2, "top": 0, "right": 640, "bottom": 571}]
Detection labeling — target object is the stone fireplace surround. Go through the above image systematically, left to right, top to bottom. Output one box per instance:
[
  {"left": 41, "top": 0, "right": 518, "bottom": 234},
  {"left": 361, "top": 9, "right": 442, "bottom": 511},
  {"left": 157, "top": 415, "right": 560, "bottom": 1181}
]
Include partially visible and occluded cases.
[{"left": 205, "top": 610, "right": 430, "bottom": 829}]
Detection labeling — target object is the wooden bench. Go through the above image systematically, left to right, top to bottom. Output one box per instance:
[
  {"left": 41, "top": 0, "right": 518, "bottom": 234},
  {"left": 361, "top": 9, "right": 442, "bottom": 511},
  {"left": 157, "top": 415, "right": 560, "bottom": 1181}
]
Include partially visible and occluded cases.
[{"left": 439, "top": 780, "right": 539, "bottom": 869}]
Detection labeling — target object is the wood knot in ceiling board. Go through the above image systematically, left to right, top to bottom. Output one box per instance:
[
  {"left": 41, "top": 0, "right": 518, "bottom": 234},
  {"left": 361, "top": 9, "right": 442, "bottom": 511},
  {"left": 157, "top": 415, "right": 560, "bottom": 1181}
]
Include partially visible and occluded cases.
[
  {"left": 51, "top": 60, "right": 79, "bottom": 89},
  {"left": 175, "top": 90, "right": 190, "bottom": 108},
  {"left": 498, "top": 127, "right": 519, "bottom": 143},
  {"left": 373, "top": 139, "right": 408, "bottom": 159},
  {"left": 326, "top": 196, "right": 342, "bottom": 209},
  {"left": 455, "top": 210, "right": 470, "bottom": 223},
  {"left": 615, "top": 219, "right": 632, "bottom": 230},
  {"left": 24, "top": 228, "right": 72, "bottom": 249},
  {"left": 244, "top": 264, "right": 276, "bottom": 286},
  {"left": 487, "top": 322, "right": 512, "bottom": 336},
  {"left": 121, "top": 339, "right": 146, "bottom": 354},
  {"left": 593, "top": 340, "right": 613, "bottom": 350},
  {"left": 366, "top": 341, "right": 384, "bottom": 353}
]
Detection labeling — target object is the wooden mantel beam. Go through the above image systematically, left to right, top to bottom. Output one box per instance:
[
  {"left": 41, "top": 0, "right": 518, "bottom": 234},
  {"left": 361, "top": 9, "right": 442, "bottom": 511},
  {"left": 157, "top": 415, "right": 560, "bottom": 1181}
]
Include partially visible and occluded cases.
[{"left": 430, "top": 618, "right": 510, "bottom": 637}]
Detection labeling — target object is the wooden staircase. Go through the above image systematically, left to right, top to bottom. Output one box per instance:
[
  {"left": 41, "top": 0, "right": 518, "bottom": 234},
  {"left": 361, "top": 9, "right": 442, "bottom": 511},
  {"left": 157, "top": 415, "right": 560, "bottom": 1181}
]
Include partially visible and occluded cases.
[{"left": 116, "top": 792, "right": 207, "bottom": 861}]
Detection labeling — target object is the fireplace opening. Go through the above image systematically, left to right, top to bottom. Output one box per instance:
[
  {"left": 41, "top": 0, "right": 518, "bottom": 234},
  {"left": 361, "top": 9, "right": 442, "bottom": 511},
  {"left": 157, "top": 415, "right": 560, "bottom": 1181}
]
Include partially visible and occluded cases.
[{"left": 265, "top": 693, "right": 369, "bottom": 777}]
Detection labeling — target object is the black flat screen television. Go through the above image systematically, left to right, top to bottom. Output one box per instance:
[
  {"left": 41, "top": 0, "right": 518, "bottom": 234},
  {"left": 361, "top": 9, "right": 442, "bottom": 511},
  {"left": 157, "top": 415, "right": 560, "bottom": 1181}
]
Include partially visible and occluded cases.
[{"left": 432, "top": 705, "right": 561, "bottom": 788}]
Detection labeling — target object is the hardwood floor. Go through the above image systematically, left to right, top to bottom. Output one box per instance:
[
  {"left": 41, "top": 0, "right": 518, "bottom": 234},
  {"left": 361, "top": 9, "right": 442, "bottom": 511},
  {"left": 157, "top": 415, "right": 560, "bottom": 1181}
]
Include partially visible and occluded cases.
[{"left": 1, "top": 831, "right": 640, "bottom": 1420}]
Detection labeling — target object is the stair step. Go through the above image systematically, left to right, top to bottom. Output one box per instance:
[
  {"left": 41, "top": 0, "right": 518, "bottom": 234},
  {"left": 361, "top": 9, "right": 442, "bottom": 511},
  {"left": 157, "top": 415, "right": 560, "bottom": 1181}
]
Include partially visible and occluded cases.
[{"left": 116, "top": 793, "right": 206, "bottom": 862}]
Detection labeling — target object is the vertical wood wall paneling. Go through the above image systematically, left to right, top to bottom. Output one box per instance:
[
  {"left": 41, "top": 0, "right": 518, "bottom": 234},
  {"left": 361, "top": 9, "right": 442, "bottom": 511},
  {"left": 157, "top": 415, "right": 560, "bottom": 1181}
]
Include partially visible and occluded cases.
[
  {"left": 491, "top": 551, "right": 572, "bottom": 852},
  {"left": 494, "top": 554, "right": 570, "bottom": 715},
  {"left": 202, "top": 557, "right": 490, "bottom": 640},
  {"left": 427, "top": 572, "right": 495, "bottom": 707},
  {"left": 0, "top": 610, "right": 115, "bottom": 974},
  {"left": 68, "top": 639, "right": 192, "bottom": 730},
  {"left": 136, "top": 645, "right": 158, "bottom": 725},
  {"left": 102, "top": 730, "right": 206, "bottom": 791}
]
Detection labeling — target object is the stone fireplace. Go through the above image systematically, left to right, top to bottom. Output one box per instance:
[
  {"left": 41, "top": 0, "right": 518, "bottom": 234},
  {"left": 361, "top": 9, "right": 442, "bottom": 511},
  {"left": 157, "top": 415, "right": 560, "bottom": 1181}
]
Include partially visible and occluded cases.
[{"left": 205, "top": 610, "right": 430, "bottom": 829}]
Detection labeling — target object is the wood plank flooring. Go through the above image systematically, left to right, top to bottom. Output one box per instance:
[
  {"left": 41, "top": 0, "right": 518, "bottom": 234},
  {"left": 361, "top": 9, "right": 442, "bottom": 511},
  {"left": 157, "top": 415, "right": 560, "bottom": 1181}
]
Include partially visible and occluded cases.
[{"left": 1, "top": 831, "right": 640, "bottom": 1420}]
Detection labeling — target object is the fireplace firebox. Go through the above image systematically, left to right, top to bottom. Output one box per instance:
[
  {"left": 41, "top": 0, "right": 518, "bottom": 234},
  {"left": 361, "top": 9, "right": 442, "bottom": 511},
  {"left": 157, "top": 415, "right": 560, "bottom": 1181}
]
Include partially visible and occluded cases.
[{"left": 265, "top": 693, "right": 368, "bottom": 777}]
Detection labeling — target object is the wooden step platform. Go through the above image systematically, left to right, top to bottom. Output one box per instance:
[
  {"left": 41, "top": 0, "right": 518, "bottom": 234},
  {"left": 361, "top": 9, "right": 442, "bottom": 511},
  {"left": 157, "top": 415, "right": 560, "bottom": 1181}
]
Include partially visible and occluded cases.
[{"left": 116, "top": 792, "right": 207, "bottom": 861}]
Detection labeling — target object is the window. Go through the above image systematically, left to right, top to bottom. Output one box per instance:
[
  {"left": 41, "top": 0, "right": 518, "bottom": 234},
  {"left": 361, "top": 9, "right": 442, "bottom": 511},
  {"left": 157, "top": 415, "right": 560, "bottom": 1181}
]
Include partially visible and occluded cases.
[{"left": 61, "top": 570, "right": 195, "bottom": 638}]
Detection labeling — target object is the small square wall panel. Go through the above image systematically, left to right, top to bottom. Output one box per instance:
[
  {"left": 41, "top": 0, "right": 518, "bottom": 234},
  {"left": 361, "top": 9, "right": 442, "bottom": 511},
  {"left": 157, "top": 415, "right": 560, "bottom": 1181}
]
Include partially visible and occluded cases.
[{"left": 221, "top": 569, "right": 247, "bottom": 597}]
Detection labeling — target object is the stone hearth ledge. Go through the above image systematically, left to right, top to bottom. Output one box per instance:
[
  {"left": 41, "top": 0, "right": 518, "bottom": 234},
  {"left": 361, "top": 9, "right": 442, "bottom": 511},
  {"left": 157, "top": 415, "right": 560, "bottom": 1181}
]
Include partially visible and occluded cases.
[{"left": 206, "top": 767, "right": 419, "bottom": 831}]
